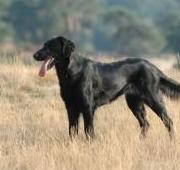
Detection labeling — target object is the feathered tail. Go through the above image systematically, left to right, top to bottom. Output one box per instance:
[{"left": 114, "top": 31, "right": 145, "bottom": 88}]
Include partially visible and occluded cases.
[{"left": 160, "top": 73, "right": 180, "bottom": 99}]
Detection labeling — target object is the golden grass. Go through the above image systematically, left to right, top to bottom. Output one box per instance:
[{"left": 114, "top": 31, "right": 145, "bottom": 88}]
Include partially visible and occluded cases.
[{"left": 0, "top": 54, "right": 180, "bottom": 170}]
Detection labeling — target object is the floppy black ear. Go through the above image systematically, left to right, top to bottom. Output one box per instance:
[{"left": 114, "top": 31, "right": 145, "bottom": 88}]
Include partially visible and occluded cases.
[
  {"left": 58, "top": 37, "right": 75, "bottom": 58},
  {"left": 64, "top": 40, "right": 75, "bottom": 57}
]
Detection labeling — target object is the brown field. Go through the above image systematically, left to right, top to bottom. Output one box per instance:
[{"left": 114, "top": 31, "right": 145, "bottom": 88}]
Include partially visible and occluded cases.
[{"left": 0, "top": 53, "right": 180, "bottom": 170}]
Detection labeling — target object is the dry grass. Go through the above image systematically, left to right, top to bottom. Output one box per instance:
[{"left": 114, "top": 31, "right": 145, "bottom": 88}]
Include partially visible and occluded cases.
[{"left": 0, "top": 54, "right": 180, "bottom": 170}]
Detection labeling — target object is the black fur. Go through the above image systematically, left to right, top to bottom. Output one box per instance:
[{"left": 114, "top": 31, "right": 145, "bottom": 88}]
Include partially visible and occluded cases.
[{"left": 33, "top": 36, "right": 180, "bottom": 139}]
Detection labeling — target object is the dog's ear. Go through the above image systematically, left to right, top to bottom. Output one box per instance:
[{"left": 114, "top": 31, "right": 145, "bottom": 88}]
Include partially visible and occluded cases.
[
  {"left": 57, "top": 37, "right": 75, "bottom": 57},
  {"left": 64, "top": 40, "right": 75, "bottom": 57}
]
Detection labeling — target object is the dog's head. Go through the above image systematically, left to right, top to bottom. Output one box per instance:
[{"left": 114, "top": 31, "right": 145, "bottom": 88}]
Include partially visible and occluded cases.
[{"left": 33, "top": 36, "right": 75, "bottom": 77}]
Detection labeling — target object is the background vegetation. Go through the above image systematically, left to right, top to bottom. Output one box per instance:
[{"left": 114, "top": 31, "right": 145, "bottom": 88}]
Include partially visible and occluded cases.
[{"left": 0, "top": 0, "right": 180, "bottom": 56}]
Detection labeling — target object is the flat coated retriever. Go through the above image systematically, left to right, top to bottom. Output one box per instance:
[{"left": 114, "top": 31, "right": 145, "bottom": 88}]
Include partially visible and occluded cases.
[{"left": 33, "top": 36, "right": 180, "bottom": 140}]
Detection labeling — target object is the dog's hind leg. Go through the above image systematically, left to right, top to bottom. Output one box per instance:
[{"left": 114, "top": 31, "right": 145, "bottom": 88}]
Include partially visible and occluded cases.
[
  {"left": 144, "top": 91, "right": 174, "bottom": 139},
  {"left": 125, "top": 94, "right": 150, "bottom": 137}
]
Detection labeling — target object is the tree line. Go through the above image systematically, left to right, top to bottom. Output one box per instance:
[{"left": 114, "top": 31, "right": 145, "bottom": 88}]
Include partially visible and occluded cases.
[{"left": 0, "top": 0, "right": 180, "bottom": 56}]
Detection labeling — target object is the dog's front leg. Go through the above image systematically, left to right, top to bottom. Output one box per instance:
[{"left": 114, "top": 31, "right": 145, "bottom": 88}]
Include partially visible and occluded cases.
[
  {"left": 65, "top": 105, "right": 80, "bottom": 139},
  {"left": 82, "top": 108, "right": 95, "bottom": 140}
]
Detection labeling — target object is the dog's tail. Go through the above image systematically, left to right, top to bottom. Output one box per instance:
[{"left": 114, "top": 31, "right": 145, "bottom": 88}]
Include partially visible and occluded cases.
[{"left": 160, "top": 73, "right": 180, "bottom": 99}]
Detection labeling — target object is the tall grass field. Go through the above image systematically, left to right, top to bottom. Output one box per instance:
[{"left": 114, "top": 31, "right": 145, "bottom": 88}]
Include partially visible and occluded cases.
[{"left": 0, "top": 52, "right": 180, "bottom": 170}]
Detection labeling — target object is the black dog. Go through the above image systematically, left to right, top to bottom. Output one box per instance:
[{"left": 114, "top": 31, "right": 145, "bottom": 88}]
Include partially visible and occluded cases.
[{"left": 34, "top": 36, "right": 180, "bottom": 139}]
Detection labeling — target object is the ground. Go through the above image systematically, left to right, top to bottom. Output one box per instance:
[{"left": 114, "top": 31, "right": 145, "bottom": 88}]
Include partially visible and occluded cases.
[{"left": 0, "top": 53, "right": 180, "bottom": 170}]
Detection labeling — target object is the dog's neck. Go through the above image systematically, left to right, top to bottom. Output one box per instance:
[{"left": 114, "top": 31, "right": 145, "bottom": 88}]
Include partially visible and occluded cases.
[
  {"left": 54, "top": 52, "right": 85, "bottom": 86},
  {"left": 54, "top": 56, "right": 71, "bottom": 87}
]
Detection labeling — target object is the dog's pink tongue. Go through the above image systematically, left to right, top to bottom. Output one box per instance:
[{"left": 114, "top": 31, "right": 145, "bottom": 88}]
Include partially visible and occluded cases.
[{"left": 38, "top": 58, "right": 50, "bottom": 77}]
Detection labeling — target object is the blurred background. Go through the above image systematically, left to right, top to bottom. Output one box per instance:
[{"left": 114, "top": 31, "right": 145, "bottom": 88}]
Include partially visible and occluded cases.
[{"left": 0, "top": 0, "right": 180, "bottom": 57}]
